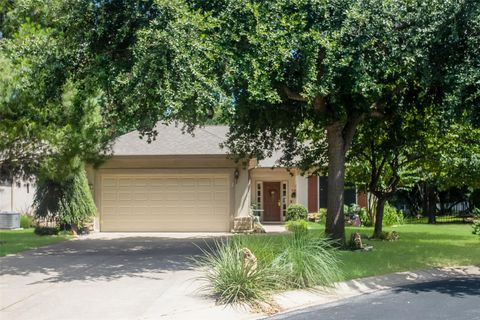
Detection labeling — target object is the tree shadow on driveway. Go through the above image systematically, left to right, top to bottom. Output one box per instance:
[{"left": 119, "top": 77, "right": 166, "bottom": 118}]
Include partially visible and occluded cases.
[
  {"left": 0, "top": 236, "right": 220, "bottom": 284},
  {"left": 392, "top": 277, "right": 480, "bottom": 298}
]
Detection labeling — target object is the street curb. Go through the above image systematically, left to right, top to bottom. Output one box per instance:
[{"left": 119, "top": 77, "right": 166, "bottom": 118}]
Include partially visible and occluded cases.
[{"left": 264, "top": 265, "right": 480, "bottom": 318}]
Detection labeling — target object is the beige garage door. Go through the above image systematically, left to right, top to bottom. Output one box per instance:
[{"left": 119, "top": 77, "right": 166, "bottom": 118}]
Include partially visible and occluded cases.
[{"left": 100, "top": 173, "right": 231, "bottom": 232}]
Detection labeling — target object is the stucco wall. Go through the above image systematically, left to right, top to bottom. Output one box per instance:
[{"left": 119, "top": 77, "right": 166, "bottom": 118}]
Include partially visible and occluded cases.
[
  {"left": 234, "top": 167, "right": 251, "bottom": 217},
  {"left": 295, "top": 174, "right": 308, "bottom": 208},
  {"left": 0, "top": 180, "right": 36, "bottom": 213}
]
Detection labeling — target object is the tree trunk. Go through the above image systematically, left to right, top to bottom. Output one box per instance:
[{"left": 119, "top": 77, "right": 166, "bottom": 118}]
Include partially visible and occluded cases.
[
  {"left": 325, "top": 123, "right": 346, "bottom": 244},
  {"left": 422, "top": 182, "right": 429, "bottom": 217},
  {"left": 427, "top": 186, "right": 437, "bottom": 224},
  {"left": 439, "top": 191, "right": 446, "bottom": 216},
  {"left": 367, "top": 192, "right": 377, "bottom": 226},
  {"left": 373, "top": 197, "right": 386, "bottom": 237}
]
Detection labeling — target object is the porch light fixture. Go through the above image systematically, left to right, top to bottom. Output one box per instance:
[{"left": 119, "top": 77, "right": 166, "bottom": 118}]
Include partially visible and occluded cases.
[{"left": 234, "top": 169, "right": 240, "bottom": 184}]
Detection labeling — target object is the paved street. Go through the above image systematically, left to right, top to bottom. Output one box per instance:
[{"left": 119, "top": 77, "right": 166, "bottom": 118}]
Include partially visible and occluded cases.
[{"left": 268, "top": 277, "right": 480, "bottom": 320}]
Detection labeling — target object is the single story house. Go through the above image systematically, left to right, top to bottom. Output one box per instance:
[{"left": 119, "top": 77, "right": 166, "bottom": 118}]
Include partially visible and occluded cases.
[
  {"left": 85, "top": 123, "right": 366, "bottom": 232},
  {"left": 0, "top": 180, "right": 35, "bottom": 214}
]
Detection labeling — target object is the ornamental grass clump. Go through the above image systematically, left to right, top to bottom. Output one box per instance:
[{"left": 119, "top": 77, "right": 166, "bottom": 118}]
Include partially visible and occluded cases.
[
  {"left": 285, "top": 220, "right": 309, "bottom": 237},
  {"left": 273, "top": 234, "right": 341, "bottom": 289},
  {"left": 197, "top": 239, "right": 281, "bottom": 305}
]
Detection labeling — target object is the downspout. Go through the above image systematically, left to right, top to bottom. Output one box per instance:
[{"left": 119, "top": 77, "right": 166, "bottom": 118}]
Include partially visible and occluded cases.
[{"left": 10, "top": 178, "right": 14, "bottom": 212}]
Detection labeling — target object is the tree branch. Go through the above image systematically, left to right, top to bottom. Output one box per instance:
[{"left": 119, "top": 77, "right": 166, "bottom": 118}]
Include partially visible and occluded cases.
[
  {"left": 278, "top": 84, "right": 308, "bottom": 102},
  {"left": 343, "top": 113, "right": 363, "bottom": 154}
]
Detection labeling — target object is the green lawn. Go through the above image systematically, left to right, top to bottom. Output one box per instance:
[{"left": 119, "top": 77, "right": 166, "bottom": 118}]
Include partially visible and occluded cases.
[
  {"left": 236, "top": 223, "right": 480, "bottom": 281},
  {"left": 337, "top": 223, "right": 480, "bottom": 279},
  {"left": 0, "top": 229, "right": 70, "bottom": 257}
]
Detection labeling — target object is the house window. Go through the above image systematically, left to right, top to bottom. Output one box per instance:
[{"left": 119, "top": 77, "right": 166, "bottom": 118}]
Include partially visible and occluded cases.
[
  {"left": 281, "top": 181, "right": 288, "bottom": 217},
  {"left": 256, "top": 182, "right": 262, "bottom": 209}
]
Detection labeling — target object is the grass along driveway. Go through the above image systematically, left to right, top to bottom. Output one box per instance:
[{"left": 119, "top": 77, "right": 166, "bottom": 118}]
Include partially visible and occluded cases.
[{"left": 0, "top": 229, "right": 70, "bottom": 257}]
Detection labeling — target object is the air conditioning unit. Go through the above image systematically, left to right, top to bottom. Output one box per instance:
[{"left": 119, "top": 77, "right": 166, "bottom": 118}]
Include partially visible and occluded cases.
[{"left": 0, "top": 212, "right": 20, "bottom": 229}]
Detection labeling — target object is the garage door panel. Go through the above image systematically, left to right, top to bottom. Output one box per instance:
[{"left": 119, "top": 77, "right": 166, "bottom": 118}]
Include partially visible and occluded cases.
[
  {"left": 101, "top": 174, "right": 230, "bottom": 232},
  {"left": 117, "top": 178, "right": 133, "bottom": 186},
  {"left": 197, "top": 178, "right": 212, "bottom": 186},
  {"left": 103, "top": 192, "right": 117, "bottom": 201},
  {"left": 214, "top": 192, "right": 228, "bottom": 201},
  {"left": 132, "top": 193, "right": 148, "bottom": 201}
]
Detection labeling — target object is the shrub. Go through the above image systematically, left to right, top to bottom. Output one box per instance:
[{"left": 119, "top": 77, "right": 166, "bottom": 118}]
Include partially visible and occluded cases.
[
  {"left": 35, "top": 168, "right": 96, "bottom": 231},
  {"left": 383, "top": 203, "right": 404, "bottom": 226},
  {"left": 285, "top": 204, "right": 308, "bottom": 221},
  {"left": 344, "top": 204, "right": 357, "bottom": 215},
  {"left": 357, "top": 207, "right": 371, "bottom": 226},
  {"left": 316, "top": 208, "right": 327, "bottom": 223},
  {"left": 473, "top": 208, "right": 480, "bottom": 219},
  {"left": 20, "top": 214, "right": 34, "bottom": 229},
  {"left": 285, "top": 220, "right": 309, "bottom": 237},
  {"left": 473, "top": 220, "right": 480, "bottom": 236},
  {"left": 34, "top": 226, "right": 60, "bottom": 236},
  {"left": 273, "top": 234, "right": 341, "bottom": 288},
  {"left": 197, "top": 239, "right": 280, "bottom": 305}
]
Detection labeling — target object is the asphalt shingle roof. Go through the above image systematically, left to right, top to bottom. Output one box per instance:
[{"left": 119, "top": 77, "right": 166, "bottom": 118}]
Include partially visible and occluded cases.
[
  {"left": 112, "top": 122, "right": 285, "bottom": 167},
  {"left": 112, "top": 123, "right": 229, "bottom": 156}
]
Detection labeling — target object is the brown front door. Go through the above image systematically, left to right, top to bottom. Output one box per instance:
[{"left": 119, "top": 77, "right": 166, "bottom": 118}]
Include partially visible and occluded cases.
[{"left": 263, "top": 182, "right": 281, "bottom": 221}]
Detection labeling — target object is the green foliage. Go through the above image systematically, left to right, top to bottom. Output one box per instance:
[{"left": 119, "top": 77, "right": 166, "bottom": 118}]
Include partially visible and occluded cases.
[
  {"left": 3, "top": 0, "right": 478, "bottom": 244},
  {"left": 0, "top": 29, "right": 110, "bottom": 181},
  {"left": 421, "top": 121, "right": 480, "bottom": 190},
  {"left": 34, "top": 168, "right": 96, "bottom": 229},
  {"left": 470, "top": 190, "right": 480, "bottom": 210},
  {"left": 383, "top": 203, "right": 404, "bottom": 226},
  {"left": 285, "top": 204, "right": 308, "bottom": 221},
  {"left": 344, "top": 204, "right": 370, "bottom": 226},
  {"left": 357, "top": 207, "right": 371, "bottom": 227},
  {"left": 316, "top": 208, "right": 327, "bottom": 224},
  {"left": 473, "top": 208, "right": 480, "bottom": 218},
  {"left": 472, "top": 209, "right": 480, "bottom": 236},
  {"left": 20, "top": 215, "right": 34, "bottom": 229},
  {"left": 285, "top": 220, "right": 309, "bottom": 237},
  {"left": 472, "top": 220, "right": 480, "bottom": 236},
  {"left": 34, "top": 226, "right": 60, "bottom": 236},
  {"left": 198, "top": 233, "right": 341, "bottom": 305},
  {"left": 273, "top": 235, "right": 341, "bottom": 289},
  {"left": 197, "top": 239, "right": 281, "bottom": 305}
]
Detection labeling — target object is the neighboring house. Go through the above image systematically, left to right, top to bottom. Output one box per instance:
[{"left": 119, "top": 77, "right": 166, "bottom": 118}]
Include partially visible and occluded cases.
[
  {"left": 85, "top": 123, "right": 366, "bottom": 232},
  {"left": 0, "top": 179, "right": 35, "bottom": 214}
]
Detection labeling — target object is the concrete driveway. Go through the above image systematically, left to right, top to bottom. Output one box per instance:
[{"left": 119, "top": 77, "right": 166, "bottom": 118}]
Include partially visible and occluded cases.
[{"left": 0, "top": 234, "right": 252, "bottom": 320}]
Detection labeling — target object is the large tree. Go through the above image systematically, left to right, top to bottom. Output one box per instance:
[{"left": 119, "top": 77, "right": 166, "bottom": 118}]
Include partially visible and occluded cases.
[
  {"left": 0, "top": 0, "right": 216, "bottom": 179},
  {"left": 2, "top": 0, "right": 478, "bottom": 242},
  {"left": 194, "top": 0, "right": 479, "bottom": 242},
  {"left": 348, "top": 106, "right": 437, "bottom": 236}
]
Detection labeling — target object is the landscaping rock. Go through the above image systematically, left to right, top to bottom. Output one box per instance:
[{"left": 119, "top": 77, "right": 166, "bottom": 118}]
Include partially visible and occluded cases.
[
  {"left": 232, "top": 216, "right": 253, "bottom": 233},
  {"left": 253, "top": 222, "right": 266, "bottom": 233},
  {"left": 351, "top": 232, "right": 363, "bottom": 249},
  {"left": 239, "top": 247, "right": 257, "bottom": 275}
]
